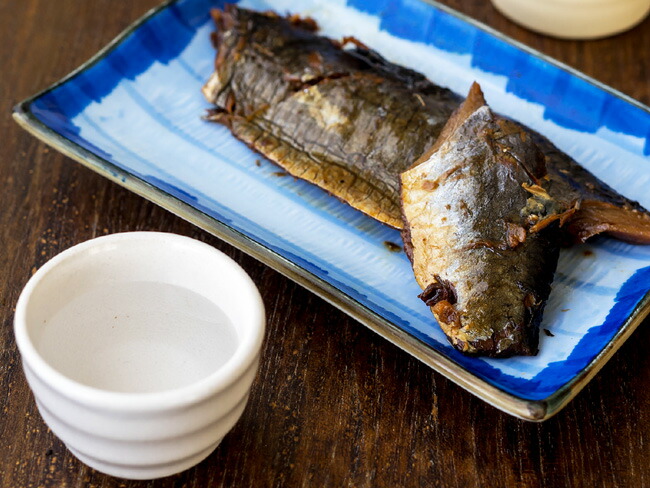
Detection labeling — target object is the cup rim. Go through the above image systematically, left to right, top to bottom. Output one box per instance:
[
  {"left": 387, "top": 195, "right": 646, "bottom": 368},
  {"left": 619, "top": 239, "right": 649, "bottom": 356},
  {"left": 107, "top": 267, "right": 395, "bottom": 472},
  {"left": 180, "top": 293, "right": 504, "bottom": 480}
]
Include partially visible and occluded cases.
[
  {"left": 493, "top": 0, "right": 650, "bottom": 6},
  {"left": 14, "top": 231, "right": 265, "bottom": 412}
]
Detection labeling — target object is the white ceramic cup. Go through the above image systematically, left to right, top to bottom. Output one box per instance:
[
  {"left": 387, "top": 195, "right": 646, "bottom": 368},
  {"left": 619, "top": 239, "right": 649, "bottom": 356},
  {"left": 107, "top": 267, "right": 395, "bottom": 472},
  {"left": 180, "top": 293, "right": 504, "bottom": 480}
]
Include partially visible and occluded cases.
[
  {"left": 491, "top": 0, "right": 650, "bottom": 39},
  {"left": 14, "top": 232, "right": 265, "bottom": 480}
]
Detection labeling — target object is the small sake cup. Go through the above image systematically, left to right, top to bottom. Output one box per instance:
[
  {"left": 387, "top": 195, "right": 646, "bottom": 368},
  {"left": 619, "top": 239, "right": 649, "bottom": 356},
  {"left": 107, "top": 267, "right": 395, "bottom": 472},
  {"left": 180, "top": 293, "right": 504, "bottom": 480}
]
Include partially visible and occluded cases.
[
  {"left": 492, "top": 0, "right": 650, "bottom": 39},
  {"left": 14, "top": 232, "right": 265, "bottom": 480}
]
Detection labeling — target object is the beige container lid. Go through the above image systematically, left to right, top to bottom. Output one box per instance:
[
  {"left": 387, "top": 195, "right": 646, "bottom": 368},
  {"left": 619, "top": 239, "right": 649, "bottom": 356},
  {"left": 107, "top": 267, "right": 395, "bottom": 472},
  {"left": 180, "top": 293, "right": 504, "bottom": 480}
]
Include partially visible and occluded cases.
[{"left": 491, "top": 0, "right": 650, "bottom": 39}]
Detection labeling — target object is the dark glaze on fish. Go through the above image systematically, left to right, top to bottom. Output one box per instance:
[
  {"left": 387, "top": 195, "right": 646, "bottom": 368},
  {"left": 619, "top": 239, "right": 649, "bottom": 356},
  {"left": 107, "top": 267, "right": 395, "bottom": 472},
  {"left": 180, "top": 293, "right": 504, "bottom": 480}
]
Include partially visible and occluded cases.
[
  {"left": 202, "top": 5, "right": 461, "bottom": 228},
  {"left": 203, "top": 6, "right": 650, "bottom": 244},
  {"left": 401, "top": 84, "right": 560, "bottom": 357},
  {"left": 535, "top": 135, "right": 650, "bottom": 244}
]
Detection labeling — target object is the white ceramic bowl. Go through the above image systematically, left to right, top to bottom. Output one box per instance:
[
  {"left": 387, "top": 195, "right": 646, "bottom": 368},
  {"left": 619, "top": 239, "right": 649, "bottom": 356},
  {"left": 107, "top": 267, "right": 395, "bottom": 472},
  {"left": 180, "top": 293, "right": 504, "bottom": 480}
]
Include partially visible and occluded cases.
[
  {"left": 491, "top": 0, "right": 650, "bottom": 39},
  {"left": 14, "top": 232, "right": 265, "bottom": 480}
]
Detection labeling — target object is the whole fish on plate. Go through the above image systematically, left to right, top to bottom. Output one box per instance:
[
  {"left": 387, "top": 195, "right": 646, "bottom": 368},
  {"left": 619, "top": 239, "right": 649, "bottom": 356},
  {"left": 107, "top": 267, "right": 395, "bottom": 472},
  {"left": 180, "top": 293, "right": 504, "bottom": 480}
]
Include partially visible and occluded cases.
[
  {"left": 202, "top": 5, "right": 650, "bottom": 244},
  {"left": 203, "top": 5, "right": 461, "bottom": 228},
  {"left": 203, "top": 6, "right": 650, "bottom": 356},
  {"left": 402, "top": 83, "right": 566, "bottom": 356}
]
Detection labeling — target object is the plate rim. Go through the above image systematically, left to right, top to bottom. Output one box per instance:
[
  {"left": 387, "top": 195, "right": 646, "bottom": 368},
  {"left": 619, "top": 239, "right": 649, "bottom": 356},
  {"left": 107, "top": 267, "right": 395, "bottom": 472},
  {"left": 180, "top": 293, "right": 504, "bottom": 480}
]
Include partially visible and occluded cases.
[{"left": 12, "top": 0, "right": 650, "bottom": 421}]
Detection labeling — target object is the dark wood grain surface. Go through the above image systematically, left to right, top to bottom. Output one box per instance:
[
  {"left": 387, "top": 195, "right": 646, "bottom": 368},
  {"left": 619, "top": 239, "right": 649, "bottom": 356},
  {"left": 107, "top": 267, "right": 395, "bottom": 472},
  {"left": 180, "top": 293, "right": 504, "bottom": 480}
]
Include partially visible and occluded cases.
[{"left": 1, "top": 0, "right": 649, "bottom": 486}]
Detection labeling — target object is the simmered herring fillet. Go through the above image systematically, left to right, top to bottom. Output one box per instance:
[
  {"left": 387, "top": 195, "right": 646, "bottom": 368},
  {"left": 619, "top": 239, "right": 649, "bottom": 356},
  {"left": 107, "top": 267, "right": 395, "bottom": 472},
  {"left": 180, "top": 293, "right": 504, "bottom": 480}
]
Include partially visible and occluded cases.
[
  {"left": 202, "top": 5, "right": 461, "bottom": 228},
  {"left": 203, "top": 6, "right": 650, "bottom": 244},
  {"left": 401, "top": 84, "right": 562, "bottom": 357}
]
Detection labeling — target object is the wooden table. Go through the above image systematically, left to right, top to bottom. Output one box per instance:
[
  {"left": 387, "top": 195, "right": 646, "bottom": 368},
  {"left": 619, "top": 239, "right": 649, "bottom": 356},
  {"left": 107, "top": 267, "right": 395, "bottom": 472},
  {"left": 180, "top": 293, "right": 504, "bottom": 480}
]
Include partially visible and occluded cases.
[{"left": 1, "top": 1, "right": 649, "bottom": 486}]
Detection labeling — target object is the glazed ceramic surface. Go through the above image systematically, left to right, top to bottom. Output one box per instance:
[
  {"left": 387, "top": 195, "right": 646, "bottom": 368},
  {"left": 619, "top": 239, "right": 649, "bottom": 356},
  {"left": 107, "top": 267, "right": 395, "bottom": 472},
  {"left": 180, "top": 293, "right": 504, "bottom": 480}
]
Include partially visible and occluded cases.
[
  {"left": 13, "top": 0, "right": 650, "bottom": 420},
  {"left": 492, "top": 0, "right": 650, "bottom": 39},
  {"left": 14, "top": 232, "right": 265, "bottom": 479}
]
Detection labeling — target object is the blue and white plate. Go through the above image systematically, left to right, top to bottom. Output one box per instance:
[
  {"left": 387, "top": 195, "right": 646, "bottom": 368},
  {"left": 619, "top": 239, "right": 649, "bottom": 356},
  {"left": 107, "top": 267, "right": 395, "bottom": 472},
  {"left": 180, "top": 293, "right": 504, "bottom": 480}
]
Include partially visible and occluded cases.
[{"left": 14, "top": 0, "right": 650, "bottom": 420}]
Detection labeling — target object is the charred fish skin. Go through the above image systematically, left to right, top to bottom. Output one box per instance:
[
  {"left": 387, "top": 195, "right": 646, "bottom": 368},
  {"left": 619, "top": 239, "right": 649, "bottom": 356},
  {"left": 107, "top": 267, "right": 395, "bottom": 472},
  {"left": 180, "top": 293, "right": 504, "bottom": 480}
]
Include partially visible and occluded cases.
[
  {"left": 202, "top": 5, "right": 461, "bottom": 228},
  {"left": 204, "top": 6, "right": 650, "bottom": 244},
  {"left": 401, "top": 84, "right": 560, "bottom": 357}
]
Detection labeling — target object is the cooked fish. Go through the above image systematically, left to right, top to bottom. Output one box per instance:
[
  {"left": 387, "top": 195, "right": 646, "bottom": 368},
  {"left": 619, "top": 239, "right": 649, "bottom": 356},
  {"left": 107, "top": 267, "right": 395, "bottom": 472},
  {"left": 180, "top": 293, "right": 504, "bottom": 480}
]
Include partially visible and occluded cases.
[
  {"left": 202, "top": 5, "right": 461, "bottom": 228},
  {"left": 203, "top": 6, "right": 650, "bottom": 244},
  {"left": 401, "top": 83, "right": 561, "bottom": 356},
  {"left": 536, "top": 135, "right": 650, "bottom": 244}
]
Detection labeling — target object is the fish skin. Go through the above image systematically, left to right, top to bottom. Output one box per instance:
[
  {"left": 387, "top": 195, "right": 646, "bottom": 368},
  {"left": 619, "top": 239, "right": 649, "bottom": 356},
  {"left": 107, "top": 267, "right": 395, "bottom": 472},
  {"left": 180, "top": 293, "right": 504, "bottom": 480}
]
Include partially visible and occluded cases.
[
  {"left": 202, "top": 5, "right": 461, "bottom": 228},
  {"left": 204, "top": 6, "right": 650, "bottom": 244},
  {"left": 401, "top": 84, "right": 560, "bottom": 357},
  {"left": 534, "top": 134, "right": 650, "bottom": 244}
]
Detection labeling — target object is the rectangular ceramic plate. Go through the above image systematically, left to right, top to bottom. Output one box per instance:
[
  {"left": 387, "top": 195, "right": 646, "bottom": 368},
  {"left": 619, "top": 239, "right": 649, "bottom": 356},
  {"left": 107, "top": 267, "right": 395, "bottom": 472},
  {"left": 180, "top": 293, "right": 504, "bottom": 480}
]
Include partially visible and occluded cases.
[{"left": 14, "top": 0, "right": 650, "bottom": 421}]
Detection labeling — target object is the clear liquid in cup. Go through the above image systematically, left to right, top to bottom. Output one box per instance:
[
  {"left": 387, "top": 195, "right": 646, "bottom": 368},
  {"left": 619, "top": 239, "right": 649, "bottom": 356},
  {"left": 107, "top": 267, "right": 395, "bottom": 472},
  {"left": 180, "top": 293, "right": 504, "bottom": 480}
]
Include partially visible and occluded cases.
[{"left": 36, "top": 281, "right": 239, "bottom": 393}]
